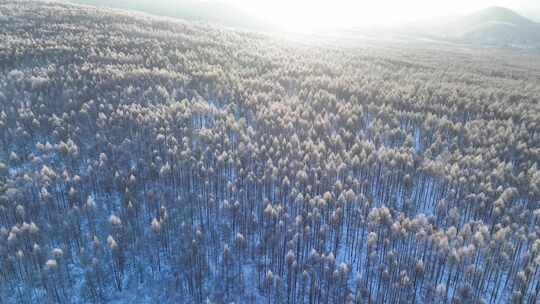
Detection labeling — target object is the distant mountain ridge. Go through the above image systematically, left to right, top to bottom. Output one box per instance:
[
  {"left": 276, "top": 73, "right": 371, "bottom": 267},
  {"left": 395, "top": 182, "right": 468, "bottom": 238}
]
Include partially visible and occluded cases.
[
  {"left": 67, "top": 0, "right": 272, "bottom": 31},
  {"left": 66, "top": 2, "right": 540, "bottom": 50},
  {"left": 438, "top": 6, "right": 540, "bottom": 48}
]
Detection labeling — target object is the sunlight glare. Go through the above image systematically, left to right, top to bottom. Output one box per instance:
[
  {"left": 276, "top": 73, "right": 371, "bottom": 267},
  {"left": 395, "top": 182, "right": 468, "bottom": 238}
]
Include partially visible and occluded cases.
[{"left": 232, "top": 0, "right": 530, "bottom": 33}]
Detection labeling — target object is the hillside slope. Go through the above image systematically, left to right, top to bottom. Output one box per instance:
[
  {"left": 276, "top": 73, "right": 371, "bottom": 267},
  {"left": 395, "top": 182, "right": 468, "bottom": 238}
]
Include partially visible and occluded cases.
[{"left": 1, "top": 1, "right": 540, "bottom": 304}]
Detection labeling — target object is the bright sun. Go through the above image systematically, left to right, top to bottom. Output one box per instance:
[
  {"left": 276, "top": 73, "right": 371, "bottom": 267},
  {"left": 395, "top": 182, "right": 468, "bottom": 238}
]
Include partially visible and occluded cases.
[
  {"left": 232, "top": 0, "right": 526, "bottom": 33},
  {"left": 237, "top": 0, "right": 375, "bottom": 33}
]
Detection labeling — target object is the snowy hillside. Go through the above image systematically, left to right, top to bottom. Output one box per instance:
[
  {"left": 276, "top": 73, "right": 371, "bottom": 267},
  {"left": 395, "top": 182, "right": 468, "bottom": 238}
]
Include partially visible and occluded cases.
[{"left": 1, "top": 1, "right": 540, "bottom": 303}]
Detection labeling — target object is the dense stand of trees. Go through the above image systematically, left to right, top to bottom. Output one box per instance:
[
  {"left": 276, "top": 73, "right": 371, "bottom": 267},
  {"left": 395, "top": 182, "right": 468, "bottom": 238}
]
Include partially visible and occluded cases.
[{"left": 1, "top": 1, "right": 540, "bottom": 303}]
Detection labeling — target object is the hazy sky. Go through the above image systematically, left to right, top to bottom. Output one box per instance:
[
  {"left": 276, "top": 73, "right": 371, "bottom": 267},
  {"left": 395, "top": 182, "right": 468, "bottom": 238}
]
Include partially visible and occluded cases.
[{"left": 229, "top": 0, "right": 540, "bottom": 32}]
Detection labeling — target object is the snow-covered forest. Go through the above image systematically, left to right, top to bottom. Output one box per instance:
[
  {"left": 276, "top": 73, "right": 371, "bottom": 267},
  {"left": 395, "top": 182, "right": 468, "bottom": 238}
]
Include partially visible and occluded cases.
[{"left": 1, "top": 1, "right": 540, "bottom": 303}]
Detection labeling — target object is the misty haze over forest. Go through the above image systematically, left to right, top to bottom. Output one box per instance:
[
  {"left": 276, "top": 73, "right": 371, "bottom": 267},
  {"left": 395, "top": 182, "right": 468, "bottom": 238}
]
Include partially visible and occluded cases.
[
  {"left": 65, "top": 0, "right": 540, "bottom": 50},
  {"left": 66, "top": 0, "right": 540, "bottom": 29}
]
